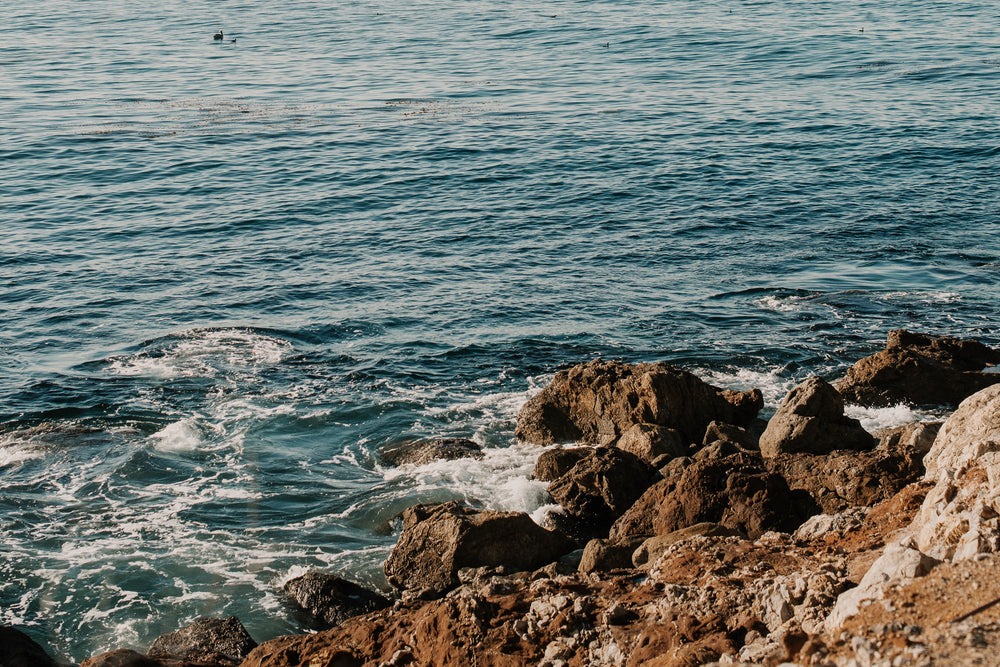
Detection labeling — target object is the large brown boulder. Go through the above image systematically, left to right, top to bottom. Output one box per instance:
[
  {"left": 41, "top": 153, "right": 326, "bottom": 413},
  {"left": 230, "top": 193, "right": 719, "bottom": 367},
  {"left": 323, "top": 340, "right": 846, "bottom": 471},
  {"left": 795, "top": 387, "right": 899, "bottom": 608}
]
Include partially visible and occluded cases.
[
  {"left": 836, "top": 330, "right": 1000, "bottom": 407},
  {"left": 515, "top": 360, "right": 762, "bottom": 447},
  {"left": 758, "top": 377, "right": 875, "bottom": 458},
  {"left": 531, "top": 446, "right": 593, "bottom": 482},
  {"left": 546, "top": 447, "right": 660, "bottom": 539},
  {"left": 609, "top": 454, "right": 811, "bottom": 541},
  {"left": 383, "top": 501, "right": 571, "bottom": 596},
  {"left": 283, "top": 572, "right": 391, "bottom": 628}
]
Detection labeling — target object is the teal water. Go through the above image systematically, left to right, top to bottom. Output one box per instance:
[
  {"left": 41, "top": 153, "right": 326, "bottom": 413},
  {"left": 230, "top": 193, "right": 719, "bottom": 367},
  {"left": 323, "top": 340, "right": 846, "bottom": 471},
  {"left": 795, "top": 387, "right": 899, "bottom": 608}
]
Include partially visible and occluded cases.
[{"left": 3, "top": 0, "right": 1000, "bottom": 660}]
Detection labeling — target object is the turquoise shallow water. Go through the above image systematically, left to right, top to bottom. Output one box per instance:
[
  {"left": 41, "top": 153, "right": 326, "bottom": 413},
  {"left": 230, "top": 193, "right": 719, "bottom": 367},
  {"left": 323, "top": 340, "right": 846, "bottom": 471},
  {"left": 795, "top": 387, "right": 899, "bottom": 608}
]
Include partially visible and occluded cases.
[{"left": 3, "top": 0, "right": 1000, "bottom": 660}]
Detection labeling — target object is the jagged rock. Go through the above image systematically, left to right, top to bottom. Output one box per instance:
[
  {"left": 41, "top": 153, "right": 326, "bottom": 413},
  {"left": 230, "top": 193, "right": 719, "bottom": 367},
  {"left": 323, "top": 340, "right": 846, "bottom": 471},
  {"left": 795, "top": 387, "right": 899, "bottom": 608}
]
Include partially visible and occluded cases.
[
  {"left": 836, "top": 329, "right": 1000, "bottom": 408},
  {"left": 515, "top": 360, "right": 762, "bottom": 446},
  {"left": 758, "top": 376, "right": 874, "bottom": 458},
  {"left": 915, "top": 385, "right": 1000, "bottom": 561},
  {"left": 702, "top": 421, "right": 759, "bottom": 451},
  {"left": 876, "top": 421, "right": 941, "bottom": 456},
  {"left": 614, "top": 423, "right": 686, "bottom": 466},
  {"left": 380, "top": 438, "right": 484, "bottom": 466},
  {"left": 693, "top": 439, "right": 741, "bottom": 460},
  {"left": 766, "top": 440, "right": 924, "bottom": 514},
  {"left": 531, "top": 446, "right": 593, "bottom": 482},
  {"left": 546, "top": 447, "right": 660, "bottom": 538},
  {"left": 609, "top": 453, "right": 810, "bottom": 541},
  {"left": 383, "top": 501, "right": 571, "bottom": 596},
  {"left": 793, "top": 508, "right": 868, "bottom": 541},
  {"left": 632, "top": 523, "right": 742, "bottom": 568},
  {"left": 578, "top": 536, "right": 645, "bottom": 573},
  {"left": 825, "top": 541, "right": 939, "bottom": 631},
  {"left": 283, "top": 572, "right": 391, "bottom": 628},
  {"left": 146, "top": 617, "right": 256, "bottom": 666},
  {"left": 0, "top": 627, "right": 58, "bottom": 667},
  {"left": 81, "top": 649, "right": 163, "bottom": 667}
]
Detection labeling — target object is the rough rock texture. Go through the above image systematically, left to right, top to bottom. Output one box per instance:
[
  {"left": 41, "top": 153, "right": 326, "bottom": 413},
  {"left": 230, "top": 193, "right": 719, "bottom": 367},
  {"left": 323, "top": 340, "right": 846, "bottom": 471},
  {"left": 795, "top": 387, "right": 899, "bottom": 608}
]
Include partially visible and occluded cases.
[
  {"left": 836, "top": 329, "right": 1000, "bottom": 407},
  {"left": 515, "top": 360, "right": 762, "bottom": 447},
  {"left": 758, "top": 376, "right": 875, "bottom": 459},
  {"left": 915, "top": 384, "right": 1000, "bottom": 561},
  {"left": 876, "top": 420, "right": 941, "bottom": 457},
  {"left": 702, "top": 421, "right": 759, "bottom": 451},
  {"left": 613, "top": 423, "right": 686, "bottom": 466},
  {"left": 766, "top": 433, "right": 926, "bottom": 514},
  {"left": 380, "top": 438, "right": 484, "bottom": 466},
  {"left": 532, "top": 446, "right": 593, "bottom": 482},
  {"left": 546, "top": 447, "right": 660, "bottom": 538},
  {"left": 609, "top": 453, "right": 811, "bottom": 542},
  {"left": 383, "top": 501, "right": 571, "bottom": 596},
  {"left": 632, "top": 523, "right": 742, "bottom": 568},
  {"left": 577, "top": 536, "right": 645, "bottom": 573},
  {"left": 283, "top": 572, "right": 391, "bottom": 628},
  {"left": 146, "top": 617, "right": 256, "bottom": 666},
  {"left": 0, "top": 626, "right": 58, "bottom": 667}
]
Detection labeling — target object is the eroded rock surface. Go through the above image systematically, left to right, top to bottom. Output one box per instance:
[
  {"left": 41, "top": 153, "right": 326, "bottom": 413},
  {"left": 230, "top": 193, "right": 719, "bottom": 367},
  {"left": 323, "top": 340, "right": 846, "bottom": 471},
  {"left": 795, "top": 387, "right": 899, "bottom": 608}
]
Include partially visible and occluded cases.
[
  {"left": 836, "top": 329, "right": 1000, "bottom": 407},
  {"left": 515, "top": 360, "right": 762, "bottom": 447},
  {"left": 758, "top": 376, "right": 874, "bottom": 459},
  {"left": 380, "top": 438, "right": 484, "bottom": 466},
  {"left": 283, "top": 572, "right": 391, "bottom": 628},
  {"left": 146, "top": 617, "right": 256, "bottom": 666}
]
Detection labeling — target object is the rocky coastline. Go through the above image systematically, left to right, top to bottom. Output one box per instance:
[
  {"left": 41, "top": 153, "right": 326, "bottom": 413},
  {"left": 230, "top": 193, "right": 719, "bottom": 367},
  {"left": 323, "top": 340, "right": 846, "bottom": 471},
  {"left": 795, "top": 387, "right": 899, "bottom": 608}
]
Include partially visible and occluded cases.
[{"left": 7, "top": 329, "right": 1000, "bottom": 667}]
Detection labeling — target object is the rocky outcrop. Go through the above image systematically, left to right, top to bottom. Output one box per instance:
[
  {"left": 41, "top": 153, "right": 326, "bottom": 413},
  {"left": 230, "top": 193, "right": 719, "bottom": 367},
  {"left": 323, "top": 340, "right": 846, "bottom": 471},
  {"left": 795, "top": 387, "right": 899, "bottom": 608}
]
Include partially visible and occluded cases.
[
  {"left": 836, "top": 329, "right": 1000, "bottom": 407},
  {"left": 515, "top": 360, "right": 762, "bottom": 447},
  {"left": 758, "top": 376, "right": 874, "bottom": 458},
  {"left": 613, "top": 423, "right": 686, "bottom": 466},
  {"left": 380, "top": 438, "right": 484, "bottom": 466},
  {"left": 531, "top": 446, "right": 592, "bottom": 482},
  {"left": 545, "top": 447, "right": 659, "bottom": 539},
  {"left": 609, "top": 453, "right": 811, "bottom": 541},
  {"left": 383, "top": 501, "right": 571, "bottom": 596},
  {"left": 631, "top": 523, "right": 742, "bottom": 568},
  {"left": 577, "top": 536, "right": 646, "bottom": 573},
  {"left": 283, "top": 572, "right": 391, "bottom": 628},
  {"left": 146, "top": 617, "right": 256, "bottom": 665},
  {"left": 0, "top": 627, "right": 58, "bottom": 667}
]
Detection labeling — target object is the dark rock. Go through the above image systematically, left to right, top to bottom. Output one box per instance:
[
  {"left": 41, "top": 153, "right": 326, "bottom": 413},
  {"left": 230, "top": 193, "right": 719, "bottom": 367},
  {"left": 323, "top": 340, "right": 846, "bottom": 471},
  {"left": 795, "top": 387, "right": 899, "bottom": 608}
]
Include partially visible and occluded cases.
[
  {"left": 836, "top": 330, "right": 1000, "bottom": 408},
  {"left": 515, "top": 360, "right": 762, "bottom": 447},
  {"left": 759, "top": 377, "right": 875, "bottom": 458},
  {"left": 702, "top": 421, "right": 757, "bottom": 450},
  {"left": 767, "top": 422, "right": 931, "bottom": 514},
  {"left": 614, "top": 423, "right": 686, "bottom": 466},
  {"left": 380, "top": 438, "right": 484, "bottom": 466},
  {"left": 693, "top": 439, "right": 741, "bottom": 460},
  {"left": 532, "top": 446, "right": 593, "bottom": 482},
  {"left": 546, "top": 447, "right": 660, "bottom": 539},
  {"left": 609, "top": 453, "right": 811, "bottom": 541},
  {"left": 383, "top": 501, "right": 571, "bottom": 596},
  {"left": 578, "top": 536, "right": 646, "bottom": 573},
  {"left": 283, "top": 572, "right": 391, "bottom": 628},
  {"left": 147, "top": 617, "right": 256, "bottom": 665},
  {"left": 0, "top": 627, "right": 58, "bottom": 667},
  {"left": 80, "top": 650, "right": 162, "bottom": 667}
]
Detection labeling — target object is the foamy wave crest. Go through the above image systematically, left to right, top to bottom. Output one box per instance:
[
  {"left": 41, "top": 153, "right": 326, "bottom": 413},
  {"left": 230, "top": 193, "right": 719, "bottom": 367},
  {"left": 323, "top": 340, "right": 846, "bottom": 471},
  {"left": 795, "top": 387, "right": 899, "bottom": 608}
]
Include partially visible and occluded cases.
[
  {"left": 108, "top": 328, "right": 293, "bottom": 378},
  {"left": 693, "top": 365, "right": 798, "bottom": 411},
  {"left": 844, "top": 403, "right": 947, "bottom": 433},
  {"left": 149, "top": 419, "right": 204, "bottom": 453}
]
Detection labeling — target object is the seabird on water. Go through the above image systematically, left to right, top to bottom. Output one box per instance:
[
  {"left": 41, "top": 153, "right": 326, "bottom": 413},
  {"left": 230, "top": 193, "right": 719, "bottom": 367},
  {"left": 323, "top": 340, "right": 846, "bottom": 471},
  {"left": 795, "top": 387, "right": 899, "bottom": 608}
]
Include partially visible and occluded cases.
[{"left": 214, "top": 29, "right": 224, "bottom": 40}]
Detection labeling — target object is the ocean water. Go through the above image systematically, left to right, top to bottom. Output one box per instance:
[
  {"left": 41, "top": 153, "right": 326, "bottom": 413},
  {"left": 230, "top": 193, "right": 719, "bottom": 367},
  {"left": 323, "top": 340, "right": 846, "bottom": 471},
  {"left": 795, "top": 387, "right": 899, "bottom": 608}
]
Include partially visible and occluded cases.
[{"left": 3, "top": 0, "right": 1000, "bottom": 660}]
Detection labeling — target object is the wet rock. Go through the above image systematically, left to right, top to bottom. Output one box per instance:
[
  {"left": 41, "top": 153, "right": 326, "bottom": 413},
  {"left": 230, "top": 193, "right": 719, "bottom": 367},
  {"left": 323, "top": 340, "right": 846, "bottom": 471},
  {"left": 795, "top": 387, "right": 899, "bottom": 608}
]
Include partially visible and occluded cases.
[
  {"left": 836, "top": 329, "right": 1000, "bottom": 408},
  {"left": 515, "top": 359, "right": 762, "bottom": 446},
  {"left": 758, "top": 376, "right": 874, "bottom": 458},
  {"left": 915, "top": 384, "right": 1000, "bottom": 561},
  {"left": 614, "top": 422, "right": 686, "bottom": 466},
  {"left": 380, "top": 438, "right": 484, "bottom": 466},
  {"left": 532, "top": 446, "right": 593, "bottom": 482},
  {"left": 546, "top": 447, "right": 660, "bottom": 539},
  {"left": 609, "top": 453, "right": 810, "bottom": 541},
  {"left": 383, "top": 501, "right": 571, "bottom": 596},
  {"left": 632, "top": 523, "right": 742, "bottom": 568},
  {"left": 577, "top": 536, "right": 645, "bottom": 573},
  {"left": 283, "top": 572, "right": 391, "bottom": 628},
  {"left": 145, "top": 617, "right": 256, "bottom": 665},
  {"left": 0, "top": 626, "right": 58, "bottom": 667}
]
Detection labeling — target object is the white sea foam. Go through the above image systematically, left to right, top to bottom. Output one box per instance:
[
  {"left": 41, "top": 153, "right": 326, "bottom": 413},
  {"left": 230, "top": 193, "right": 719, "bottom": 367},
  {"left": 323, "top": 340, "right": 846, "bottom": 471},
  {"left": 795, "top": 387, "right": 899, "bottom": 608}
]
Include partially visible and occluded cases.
[
  {"left": 108, "top": 329, "right": 293, "bottom": 378},
  {"left": 693, "top": 365, "right": 798, "bottom": 411},
  {"left": 844, "top": 403, "right": 946, "bottom": 433},
  {"left": 149, "top": 419, "right": 203, "bottom": 452},
  {"left": 0, "top": 443, "right": 44, "bottom": 467}
]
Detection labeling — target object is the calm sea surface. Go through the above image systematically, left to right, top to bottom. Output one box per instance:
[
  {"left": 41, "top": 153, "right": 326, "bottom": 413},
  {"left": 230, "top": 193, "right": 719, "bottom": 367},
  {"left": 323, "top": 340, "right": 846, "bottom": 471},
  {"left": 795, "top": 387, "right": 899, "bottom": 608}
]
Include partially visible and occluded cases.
[{"left": 3, "top": 0, "right": 1000, "bottom": 660}]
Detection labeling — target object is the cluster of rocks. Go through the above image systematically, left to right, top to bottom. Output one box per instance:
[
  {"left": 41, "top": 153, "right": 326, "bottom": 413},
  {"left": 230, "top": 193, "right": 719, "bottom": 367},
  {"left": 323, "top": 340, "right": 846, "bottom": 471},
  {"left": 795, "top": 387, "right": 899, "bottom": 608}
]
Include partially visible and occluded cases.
[{"left": 10, "top": 330, "right": 1000, "bottom": 667}]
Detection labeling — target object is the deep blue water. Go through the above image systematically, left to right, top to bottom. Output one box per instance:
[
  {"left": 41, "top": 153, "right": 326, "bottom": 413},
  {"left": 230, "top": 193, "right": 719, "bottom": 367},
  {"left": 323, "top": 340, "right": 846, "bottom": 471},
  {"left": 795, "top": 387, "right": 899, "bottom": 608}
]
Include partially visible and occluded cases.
[{"left": 3, "top": 0, "right": 1000, "bottom": 660}]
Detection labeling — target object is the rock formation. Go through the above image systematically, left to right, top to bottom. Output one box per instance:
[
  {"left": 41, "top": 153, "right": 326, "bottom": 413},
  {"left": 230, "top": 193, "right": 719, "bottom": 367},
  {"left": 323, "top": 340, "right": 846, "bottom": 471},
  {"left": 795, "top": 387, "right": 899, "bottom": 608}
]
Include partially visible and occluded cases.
[
  {"left": 836, "top": 329, "right": 1000, "bottom": 407},
  {"left": 515, "top": 360, "right": 762, "bottom": 447},
  {"left": 380, "top": 437, "right": 484, "bottom": 466},
  {"left": 283, "top": 572, "right": 391, "bottom": 628},
  {"left": 0, "top": 626, "right": 59, "bottom": 667}
]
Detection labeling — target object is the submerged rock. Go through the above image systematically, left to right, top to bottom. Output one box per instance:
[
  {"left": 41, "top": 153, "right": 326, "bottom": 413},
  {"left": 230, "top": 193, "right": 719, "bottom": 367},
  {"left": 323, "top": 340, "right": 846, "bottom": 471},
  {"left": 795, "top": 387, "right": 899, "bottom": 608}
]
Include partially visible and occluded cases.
[
  {"left": 836, "top": 329, "right": 1000, "bottom": 408},
  {"left": 515, "top": 359, "right": 762, "bottom": 447},
  {"left": 758, "top": 376, "right": 874, "bottom": 458},
  {"left": 380, "top": 438, "right": 484, "bottom": 466},
  {"left": 383, "top": 501, "right": 571, "bottom": 596},
  {"left": 283, "top": 572, "right": 391, "bottom": 628},
  {"left": 146, "top": 617, "right": 257, "bottom": 666}
]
